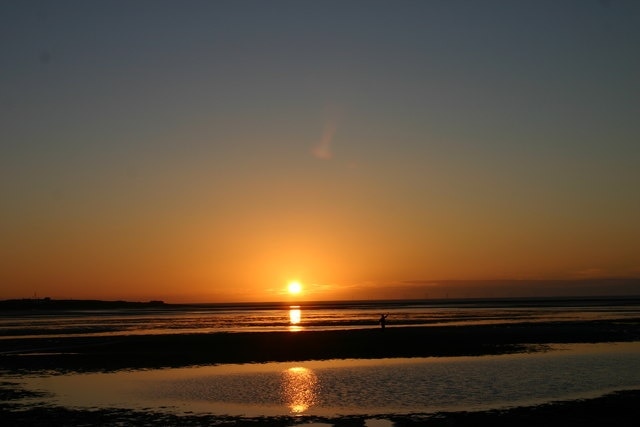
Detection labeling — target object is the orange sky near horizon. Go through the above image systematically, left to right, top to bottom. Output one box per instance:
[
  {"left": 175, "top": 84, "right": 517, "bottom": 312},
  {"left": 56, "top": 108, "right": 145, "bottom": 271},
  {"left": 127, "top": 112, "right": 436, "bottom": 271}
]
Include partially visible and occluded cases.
[{"left": 1, "top": 2, "right": 639, "bottom": 303}]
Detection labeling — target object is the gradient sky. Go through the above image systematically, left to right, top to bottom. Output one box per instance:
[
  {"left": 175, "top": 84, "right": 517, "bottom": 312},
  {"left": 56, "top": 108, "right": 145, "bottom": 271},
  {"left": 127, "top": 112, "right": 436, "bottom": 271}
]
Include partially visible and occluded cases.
[{"left": 2, "top": 0, "right": 639, "bottom": 302}]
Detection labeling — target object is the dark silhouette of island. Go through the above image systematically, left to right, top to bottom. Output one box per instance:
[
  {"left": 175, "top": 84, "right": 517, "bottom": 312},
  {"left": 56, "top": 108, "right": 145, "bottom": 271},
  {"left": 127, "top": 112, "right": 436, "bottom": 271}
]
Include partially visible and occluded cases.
[{"left": 0, "top": 298, "right": 166, "bottom": 311}]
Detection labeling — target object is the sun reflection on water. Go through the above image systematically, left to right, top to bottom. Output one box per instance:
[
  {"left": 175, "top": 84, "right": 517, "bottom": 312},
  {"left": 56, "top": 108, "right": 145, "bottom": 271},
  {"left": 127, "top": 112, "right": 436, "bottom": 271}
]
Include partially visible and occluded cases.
[
  {"left": 289, "top": 306, "right": 302, "bottom": 332},
  {"left": 281, "top": 366, "right": 318, "bottom": 414}
]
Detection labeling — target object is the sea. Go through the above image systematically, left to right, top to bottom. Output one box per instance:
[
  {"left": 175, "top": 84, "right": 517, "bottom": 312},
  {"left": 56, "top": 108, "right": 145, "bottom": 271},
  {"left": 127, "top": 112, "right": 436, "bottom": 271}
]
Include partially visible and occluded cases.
[
  {"left": 2, "top": 296, "right": 640, "bottom": 338},
  {"left": 2, "top": 297, "right": 640, "bottom": 423}
]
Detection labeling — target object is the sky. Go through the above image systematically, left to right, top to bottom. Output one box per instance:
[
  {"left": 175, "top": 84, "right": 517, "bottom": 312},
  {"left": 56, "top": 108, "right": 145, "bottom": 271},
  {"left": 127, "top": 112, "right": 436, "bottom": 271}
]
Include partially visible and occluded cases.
[{"left": 1, "top": 0, "right": 639, "bottom": 302}]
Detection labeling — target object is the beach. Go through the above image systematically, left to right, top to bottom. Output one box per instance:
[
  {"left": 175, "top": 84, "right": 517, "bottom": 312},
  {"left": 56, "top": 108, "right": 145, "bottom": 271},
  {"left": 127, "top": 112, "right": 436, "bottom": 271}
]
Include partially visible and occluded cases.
[
  {"left": 2, "top": 317, "right": 640, "bottom": 425},
  {"left": 2, "top": 318, "right": 640, "bottom": 372},
  {"left": 2, "top": 387, "right": 640, "bottom": 426}
]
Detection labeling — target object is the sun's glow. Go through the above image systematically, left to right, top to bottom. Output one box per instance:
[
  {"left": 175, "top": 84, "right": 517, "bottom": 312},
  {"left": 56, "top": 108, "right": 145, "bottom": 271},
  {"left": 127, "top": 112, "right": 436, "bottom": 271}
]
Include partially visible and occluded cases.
[{"left": 288, "top": 281, "right": 302, "bottom": 294}]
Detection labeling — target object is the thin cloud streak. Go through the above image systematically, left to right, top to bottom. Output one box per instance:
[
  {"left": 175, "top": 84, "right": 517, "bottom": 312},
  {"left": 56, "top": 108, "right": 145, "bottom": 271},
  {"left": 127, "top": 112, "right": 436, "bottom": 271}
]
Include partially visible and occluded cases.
[{"left": 312, "top": 120, "right": 337, "bottom": 160}]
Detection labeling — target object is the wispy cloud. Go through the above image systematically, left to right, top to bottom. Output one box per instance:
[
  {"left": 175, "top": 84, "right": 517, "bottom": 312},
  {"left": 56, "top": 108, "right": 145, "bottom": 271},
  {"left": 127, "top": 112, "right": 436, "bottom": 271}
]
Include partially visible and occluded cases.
[
  {"left": 311, "top": 107, "right": 342, "bottom": 160},
  {"left": 312, "top": 120, "right": 337, "bottom": 160}
]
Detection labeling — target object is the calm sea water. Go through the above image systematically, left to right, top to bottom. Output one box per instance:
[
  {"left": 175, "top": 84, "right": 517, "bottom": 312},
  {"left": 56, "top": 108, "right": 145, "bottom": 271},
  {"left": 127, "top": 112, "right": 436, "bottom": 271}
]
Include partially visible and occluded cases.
[
  {"left": 1, "top": 297, "right": 639, "bottom": 339},
  {"left": 13, "top": 342, "right": 640, "bottom": 418}
]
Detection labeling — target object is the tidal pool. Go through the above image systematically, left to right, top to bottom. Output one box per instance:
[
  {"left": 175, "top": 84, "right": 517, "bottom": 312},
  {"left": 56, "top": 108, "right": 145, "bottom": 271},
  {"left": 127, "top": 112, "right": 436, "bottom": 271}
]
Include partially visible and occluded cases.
[{"left": 12, "top": 342, "right": 640, "bottom": 417}]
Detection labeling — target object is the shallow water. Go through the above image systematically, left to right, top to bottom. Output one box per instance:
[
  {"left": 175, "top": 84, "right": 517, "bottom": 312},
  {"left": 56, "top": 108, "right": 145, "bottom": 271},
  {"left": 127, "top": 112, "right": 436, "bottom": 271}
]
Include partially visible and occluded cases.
[
  {"left": 2, "top": 298, "right": 639, "bottom": 339},
  {"left": 13, "top": 342, "right": 640, "bottom": 417}
]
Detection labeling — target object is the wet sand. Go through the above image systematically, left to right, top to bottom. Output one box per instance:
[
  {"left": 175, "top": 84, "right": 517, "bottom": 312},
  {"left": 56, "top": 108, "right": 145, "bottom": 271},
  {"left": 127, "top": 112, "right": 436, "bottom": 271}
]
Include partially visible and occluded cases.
[
  {"left": 2, "top": 318, "right": 640, "bottom": 372},
  {"left": 2, "top": 319, "right": 640, "bottom": 425}
]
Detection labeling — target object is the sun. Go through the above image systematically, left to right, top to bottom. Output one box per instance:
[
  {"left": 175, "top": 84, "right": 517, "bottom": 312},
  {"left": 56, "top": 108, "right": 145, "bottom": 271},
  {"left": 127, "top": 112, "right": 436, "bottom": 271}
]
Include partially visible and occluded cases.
[{"left": 288, "top": 281, "right": 302, "bottom": 295}]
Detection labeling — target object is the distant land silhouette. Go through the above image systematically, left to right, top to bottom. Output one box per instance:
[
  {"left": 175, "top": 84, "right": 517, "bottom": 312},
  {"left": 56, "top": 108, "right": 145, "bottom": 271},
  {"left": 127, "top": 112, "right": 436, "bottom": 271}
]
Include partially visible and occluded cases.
[{"left": 0, "top": 298, "right": 166, "bottom": 311}]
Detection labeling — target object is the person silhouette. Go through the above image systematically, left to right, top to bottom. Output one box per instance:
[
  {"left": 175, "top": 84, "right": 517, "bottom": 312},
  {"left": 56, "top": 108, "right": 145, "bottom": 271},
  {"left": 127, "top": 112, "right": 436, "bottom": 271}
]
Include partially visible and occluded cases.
[{"left": 379, "top": 313, "right": 389, "bottom": 330}]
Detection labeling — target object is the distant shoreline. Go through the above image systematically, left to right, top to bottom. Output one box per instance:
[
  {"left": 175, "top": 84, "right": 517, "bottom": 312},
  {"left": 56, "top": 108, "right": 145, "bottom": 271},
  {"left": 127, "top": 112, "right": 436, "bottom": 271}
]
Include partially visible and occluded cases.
[
  {"left": 2, "top": 294, "right": 640, "bottom": 313},
  {"left": 0, "top": 298, "right": 167, "bottom": 311}
]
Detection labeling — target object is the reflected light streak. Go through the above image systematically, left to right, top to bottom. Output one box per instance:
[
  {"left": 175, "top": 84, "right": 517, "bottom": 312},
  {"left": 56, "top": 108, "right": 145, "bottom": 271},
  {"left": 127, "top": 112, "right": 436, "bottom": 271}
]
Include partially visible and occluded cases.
[
  {"left": 289, "top": 306, "right": 302, "bottom": 332},
  {"left": 289, "top": 307, "right": 301, "bottom": 324},
  {"left": 281, "top": 367, "right": 318, "bottom": 414}
]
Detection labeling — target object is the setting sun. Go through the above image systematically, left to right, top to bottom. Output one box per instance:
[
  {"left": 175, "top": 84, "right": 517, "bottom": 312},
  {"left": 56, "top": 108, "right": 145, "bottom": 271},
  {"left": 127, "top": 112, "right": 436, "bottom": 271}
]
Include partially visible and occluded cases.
[{"left": 288, "top": 281, "right": 302, "bottom": 295}]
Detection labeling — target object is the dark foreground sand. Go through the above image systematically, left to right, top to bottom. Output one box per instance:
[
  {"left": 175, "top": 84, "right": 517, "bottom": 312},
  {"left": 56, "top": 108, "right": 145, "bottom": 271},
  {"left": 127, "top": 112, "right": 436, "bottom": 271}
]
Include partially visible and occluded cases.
[
  {"left": 2, "top": 318, "right": 640, "bottom": 425},
  {"left": 2, "top": 318, "right": 640, "bottom": 372}
]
